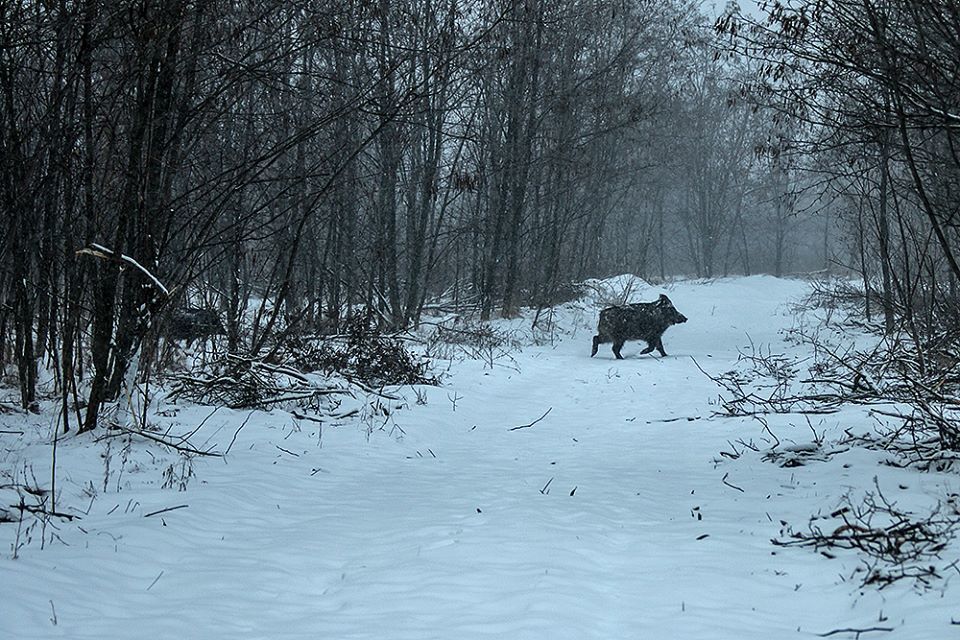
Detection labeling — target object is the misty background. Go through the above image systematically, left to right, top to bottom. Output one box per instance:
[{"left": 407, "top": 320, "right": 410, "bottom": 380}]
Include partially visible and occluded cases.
[{"left": 1, "top": 0, "right": 957, "bottom": 431}]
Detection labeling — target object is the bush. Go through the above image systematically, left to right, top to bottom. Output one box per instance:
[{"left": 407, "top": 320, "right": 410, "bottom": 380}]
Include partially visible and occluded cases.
[{"left": 291, "top": 315, "right": 437, "bottom": 387}]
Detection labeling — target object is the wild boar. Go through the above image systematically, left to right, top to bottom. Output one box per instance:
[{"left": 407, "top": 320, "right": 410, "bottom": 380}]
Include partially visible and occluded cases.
[
  {"left": 591, "top": 294, "right": 687, "bottom": 359},
  {"left": 167, "top": 308, "right": 225, "bottom": 346}
]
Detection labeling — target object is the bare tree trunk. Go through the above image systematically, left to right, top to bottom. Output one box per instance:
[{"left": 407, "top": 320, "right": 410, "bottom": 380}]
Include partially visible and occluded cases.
[{"left": 876, "top": 121, "right": 895, "bottom": 335}]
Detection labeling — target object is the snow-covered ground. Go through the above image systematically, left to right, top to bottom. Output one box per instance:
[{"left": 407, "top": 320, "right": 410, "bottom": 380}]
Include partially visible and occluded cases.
[{"left": 2, "top": 276, "right": 958, "bottom": 639}]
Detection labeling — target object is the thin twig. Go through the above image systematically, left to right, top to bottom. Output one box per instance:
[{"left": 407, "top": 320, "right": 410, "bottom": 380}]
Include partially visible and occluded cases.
[
  {"left": 508, "top": 407, "right": 553, "bottom": 431},
  {"left": 291, "top": 411, "right": 324, "bottom": 424},
  {"left": 224, "top": 412, "right": 254, "bottom": 456},
  {"left": 109, "top": 425, "right": 220, "bottom": 457},
  {"left": 721, "top": 472, "right": 745, "bottom": 493},
  {"left": 540, "top": 477, "right": 554, "bottom": 494},
  {"left": 13, "top": 501, "right": 79, "bottom": 521},
  {"left": 144, "top": 504, "right": 188, "bottom": 518},
  {"left": 146, "top": 571, "right": 164, "bottom": 591},
  {"left": 817, "top": 627, "right": 893, "bottom": 637}
]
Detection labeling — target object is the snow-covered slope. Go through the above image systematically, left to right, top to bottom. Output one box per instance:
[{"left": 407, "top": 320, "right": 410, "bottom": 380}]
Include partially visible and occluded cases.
[{"left": 2, "top": 276, "right": 957, "bottom": 639}]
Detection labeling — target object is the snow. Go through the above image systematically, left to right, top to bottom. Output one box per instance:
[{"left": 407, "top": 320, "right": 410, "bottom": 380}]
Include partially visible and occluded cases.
[{"left": 2, "top": 276, "right": 958, "bottom": 639}]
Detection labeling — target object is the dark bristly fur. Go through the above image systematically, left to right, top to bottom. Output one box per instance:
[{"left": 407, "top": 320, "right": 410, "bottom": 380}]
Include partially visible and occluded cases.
[
  {"left": 591, "top": 294, "right": 687, "bottom": 359},
  {"left": 168, "top": 308, "right": 225, "bottom": 345}
]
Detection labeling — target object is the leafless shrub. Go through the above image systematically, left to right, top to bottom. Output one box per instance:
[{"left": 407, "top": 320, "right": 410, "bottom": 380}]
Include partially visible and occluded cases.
[
  {"left": 583, "top": 275, "right": 648, "bottom": 308},
  {"left": 803, "top": 277, "right": 870, "bottom": 317},
  {"left": 529, "top": 281, "right": 586, "bottom": 308},
  {"left": 529, "top": 307, "right": 563, "bottom": 346},
  {"left": 704, "top": 310, "right": 960, "bottom": 460},
  {"left": 283, "top": 315, "right": 438, "bottom": 387},
  {"left": 423, "top": 319, "right": 521, "bottom": 369},
  {"left": 431, "top": 322, "right": 511, "bottom": 350},
  {"left": 804, "top": 332, "right": 960, "bottom": 458},
  {"left": 695, "top": 340, "right": 838, "bottom": 417},
  {"left": 169, "top": 354, "right": 353, "bottom": 411},
  {"left": 841, "top": 420, "right": 960, "bottom": 473},
  {"left": 762, "top": 442, "right": 847, "bottom": 467},
  {"left": 161, "top": 454, "right": 195, "bottom": 492},
  {"left": 774, "top": 478, "right": 960, "bottom": 590}
]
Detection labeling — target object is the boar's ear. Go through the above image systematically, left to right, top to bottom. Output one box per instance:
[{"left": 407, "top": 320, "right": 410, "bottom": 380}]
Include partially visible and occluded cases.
[{"left": 658, "top": 294, "right": 669, "bottom": 303}]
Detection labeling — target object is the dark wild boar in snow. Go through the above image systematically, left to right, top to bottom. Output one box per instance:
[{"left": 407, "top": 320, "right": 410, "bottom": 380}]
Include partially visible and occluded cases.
[
  {"left": 591, "top": 294, "right": 687, "bottom": 359},
  {"left": 167, "top": 308, "right": 225, "bottom": 345}
]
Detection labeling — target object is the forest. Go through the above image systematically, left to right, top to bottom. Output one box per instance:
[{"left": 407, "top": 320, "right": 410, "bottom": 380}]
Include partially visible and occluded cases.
[
  {"left": 0, "top": 0, "right": 825, "bottom": 421},
  {"left": 2, "top": 0, "right": 960, "bottom": 635},
  {"left": 3, "top": 0, "right": 957, "bottom": 432}
]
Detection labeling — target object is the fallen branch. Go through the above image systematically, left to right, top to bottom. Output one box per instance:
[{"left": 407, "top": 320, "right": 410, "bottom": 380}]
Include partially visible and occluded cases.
[
  {"left": 345, "top": 376, "right": 402, "bottom": 400},
  {"left": 508, "top": 407, "right": 552, "bottom": 431},
  {"left": 329, "top": 408, "right": 360, "bottom": 421},
  {"left": 291, "top": 411, "right": 324, "bottom": 424},
  {"left": 224, "top": 412, "right": 254, "bottom": 456},
  {"left": 106, "top": 424, "right": 220, "bottom": 457},
  {"left": 721, "top": 472, "right": 745, "bottom": 493},
  {"left": 540, "top": 477, "right": 554, "bottom": 494},
  {"left": 774, "top": 478, "right": 959, "bottom": 589},
  {"left": 13, "top": 501, "right": 79, "bottom": 521},
  {"left": 144, "top": 504, "right": 189, "bottom": 518},
  {"left": 147, "top": 571, "right": 164, "bottom": 591},
  {"left": 817, "top": 627, "right": 893, "bottom": 638}
]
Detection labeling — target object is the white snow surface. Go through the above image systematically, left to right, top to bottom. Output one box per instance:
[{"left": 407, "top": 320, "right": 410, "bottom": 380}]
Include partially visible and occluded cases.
[{"left": 2, "top": 276, "right": 958, "bottom": 639}]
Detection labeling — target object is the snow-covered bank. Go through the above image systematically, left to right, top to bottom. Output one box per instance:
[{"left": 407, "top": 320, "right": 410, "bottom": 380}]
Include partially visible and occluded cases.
[{"left": 3, "top": 276, "right": 958, "bottom": 639}]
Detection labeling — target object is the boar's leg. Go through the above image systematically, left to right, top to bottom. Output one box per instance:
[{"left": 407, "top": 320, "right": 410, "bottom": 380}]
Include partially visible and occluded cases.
[
  {"left": 591, "top": 335, "right": 601, "bottom": 357},
  {"left": 655, "top": 337, "right": 668, "bottom": 357},
  {"left": 612, "top": 340, "right": 625, "bottom": 359},
  {"left": 639, "top": 342, "right": 655, "bottom": 355}
]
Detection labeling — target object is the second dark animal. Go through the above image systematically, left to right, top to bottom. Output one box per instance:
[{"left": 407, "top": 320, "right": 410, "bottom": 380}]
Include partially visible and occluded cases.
[
  {"left": 591, "top": 294, "right": 687, "bottom": 360},
  {"left": 168, "top": 308, "right": 225, "bottom": 346}
]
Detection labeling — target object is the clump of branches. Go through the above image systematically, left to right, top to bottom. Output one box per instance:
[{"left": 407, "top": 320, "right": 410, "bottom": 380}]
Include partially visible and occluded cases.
[
  {"left": 583, "top": 275, "right": 648, "bottom": 308},
  {"left": 803, "top": 277, "right": 879, "bottom": 324},
  {"left": 799, "top": 278, "right": 960, "bottom": 384},
  {"left": 529, "top": 281, "right": 587, "bottom": 309},
  {"left": 703, "top": 292, "right": 960, "bottom": 460},
  {"left": 791, "top": 308, "right": 960, "bottom": 459},
  {"left": 169, "top": 311, "right": 438, "bottom": 411},
  {"left": 284, "top": 315, "right": 438, "bottom": 387},
  {"left": 423, "top": 318, "right": 521, "bottom": 368},
  {"left": 430, "top": 322, "right": 510, "bottom": 350},
  {"left": 432, "top": 324, "right": 509, "bottom": 350},
  {"left": 696, "top": 339, "right": 846, "bottom": 417},
  {"left": 168, "top": 354, "right": 353, "bottom": 411},
  {"left": 761, "top": 422, "right": 846, "bottom": 467},
  {"left": 840, "top": 423, "right": 960, "bottom": 474},
  {"left": 161, "top": 454, "right": 195, "bottom": 492},
  {"left": 3, "top": 463, "right": 74, "bottom": 558},
  {"left": 774, "top": 478, "right": 960, "bottom": 590}
]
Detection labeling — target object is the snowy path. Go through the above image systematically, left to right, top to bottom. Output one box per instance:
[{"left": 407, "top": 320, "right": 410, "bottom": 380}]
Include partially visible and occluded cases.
[{"left": 3, "top": 277, "right": 957, "bottom": 638}]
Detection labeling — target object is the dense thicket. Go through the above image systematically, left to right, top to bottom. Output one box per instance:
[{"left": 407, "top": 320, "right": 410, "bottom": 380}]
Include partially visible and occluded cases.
[
  {"left": 1, "top": 0, "right": 843, "bottom": 427},
  {"left": 719, "top": 0, "right": 960, "bottom": 347}
]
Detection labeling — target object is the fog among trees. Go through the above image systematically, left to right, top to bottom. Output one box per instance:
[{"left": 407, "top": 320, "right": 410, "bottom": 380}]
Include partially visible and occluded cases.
[{"left": 1, "top": 0, "right": 958, "bottom": 429}]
